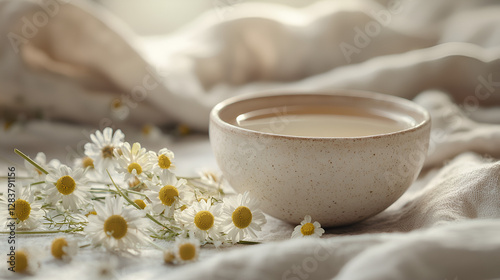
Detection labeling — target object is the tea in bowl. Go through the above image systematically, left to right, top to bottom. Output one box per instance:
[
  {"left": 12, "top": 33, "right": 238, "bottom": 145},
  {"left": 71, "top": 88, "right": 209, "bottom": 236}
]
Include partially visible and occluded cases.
[{"left": 209, "top": 90, "right": 431, "bottom": 227}]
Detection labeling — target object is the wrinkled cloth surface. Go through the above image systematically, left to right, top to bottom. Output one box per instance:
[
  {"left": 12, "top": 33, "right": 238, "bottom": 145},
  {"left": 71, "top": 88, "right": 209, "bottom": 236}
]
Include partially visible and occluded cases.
[{"left": 1, "top": 0, "right": 500, "bottom": 279}]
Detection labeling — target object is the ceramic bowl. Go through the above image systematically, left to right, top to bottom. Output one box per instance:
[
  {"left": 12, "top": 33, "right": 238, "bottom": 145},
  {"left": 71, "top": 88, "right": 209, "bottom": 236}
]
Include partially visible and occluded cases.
[{"left": 209, "top": 90, "right": 431, "bottom": 227}]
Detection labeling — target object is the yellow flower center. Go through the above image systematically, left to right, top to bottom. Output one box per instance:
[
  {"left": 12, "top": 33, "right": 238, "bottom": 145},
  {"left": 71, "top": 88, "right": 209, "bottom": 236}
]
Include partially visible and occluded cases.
[
  {"left": 111, "top": 99, "right": 122, "bottom": 109},
  {"left": 3, "top": 120, "right": 14, "bottom": 131},
  {"left": 177, "top": 124, "right": 190, "bottom": 136},
  {"left": 142, "top": 125, "right": 152, "bottom": 136},
  {"left": 101, "top": 146, "right": 114, "bottom": 159},
  {"left": 158, "top": 154, "right": 171, "bottom": 169},
  {"left": 82, "top": 157, "right": 94, "bottom": 169},
  {"left": 127, "top": 163, "right": 142, "bottom": 175},
  {"left": 56, "top": 175, "right": 76, "bottom": 195},
  {"left": 159, "top": 185, "right": 178, "bottom": 206},
  {"left": 13, "top": 199, "right": 31, "bottom": 221},
  {"left": 134, "top": 199, "right": 146, "bottom": 209},
  {"left": 232, "top": 206, "right": 253, "bottom": 229},
  {"left": 194, "top": 210, "right": 214, "bottom": 231},
  {"left": 103, "top": 215, "right": 128, "bottom": 239},
  {"left": 300, "top": 223, "right": 315, "bottom": 236},
  {"left": 51, "top": 237, "right": 68, "bottom": 259},
  {"left": 178, "top": 243, "right": 196, "bottom": 261},
  {"left": 14, "top": 250, "right": 28, "bottom": 273}
]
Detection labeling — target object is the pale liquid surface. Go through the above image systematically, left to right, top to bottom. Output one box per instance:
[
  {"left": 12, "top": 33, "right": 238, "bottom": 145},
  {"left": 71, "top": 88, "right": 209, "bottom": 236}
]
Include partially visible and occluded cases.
[{"left": 237, "top": 114, "right": 407, "bottom": 137}]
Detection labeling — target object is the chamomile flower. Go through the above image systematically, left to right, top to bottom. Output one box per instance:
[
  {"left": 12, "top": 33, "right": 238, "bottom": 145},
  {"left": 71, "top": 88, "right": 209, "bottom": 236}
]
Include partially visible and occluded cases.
[
  {"left": 110, "top": 98, "right": 129, "bottom": 120},
  {"left": 141, "top": 124, "right": 161, "bottom": 140},
  {"left": 84, "top": 127, "right": 125, "bottom": 171},
  {"left": 115, "top": 142, "right": 153, "bottom": 181},
  {"left": 151, "top": 148, "right": 175, "bottom": 173},
  {"left": 24, "top": 152, "right": 60, "bottom": 182},
  {"left": 74, "top": 156, "right": 95, "bottom": 170},
  {"left": 45, "top": 165, "right": 90, "bottom": 211},
  {"left": 187, "top": 169, "right": 224, "bottom": 199},
  {"left": 199, "top": 169, "right": 221, "bottom": 185},
  {"left": 145, "top": 171, "right": 189, "bottom": 217},
  {"left": 0, "top": 186, "right": 43, "bottom": 230},
  {"left": 125, "top": 188, "right": 149, "bottom": 210},
  {"left": 222, "top": 191, "right": 266, "bottom": 243},
  {"left": 85, "top": 196, "right": 150, "bottom": 252},
  {"left": 133, "top": 198, "right": 148, "bottom": 210},
  {"left": 176, "top": 199, "right": 223, "bottom": 245},
  {"left": 291, "top": 215, "right": 325, "bottom": 238},
  {"left": 51, "top": 237, "right": 78, "bottom": 261},
  {"left": 173, "top": 237, "right": 200, "bottom": 264},
  {"left": 9, "top": 248, "right": 41, "bottom": 274},
  {"left": 163, "top": 249, "right": 175, "bottom": 264},
  {"left": 91, "top": 256, "right": 119, "bottom": 279}
]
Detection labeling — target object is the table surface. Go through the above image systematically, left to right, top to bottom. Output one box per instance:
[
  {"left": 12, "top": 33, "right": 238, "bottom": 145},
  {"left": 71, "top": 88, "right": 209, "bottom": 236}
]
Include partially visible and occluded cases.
[{"left": 0, "top": 133, "right": 294, "bottom": 279}]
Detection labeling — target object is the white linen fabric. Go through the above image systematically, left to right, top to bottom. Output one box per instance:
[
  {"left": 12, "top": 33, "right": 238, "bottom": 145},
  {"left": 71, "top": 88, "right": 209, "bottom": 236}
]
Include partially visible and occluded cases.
[
  {"left": 1, "top": 0, "right": 500, "bottom": 279},
  {"left": 1, "top": 0, "right": 499, "bottom": 131}
]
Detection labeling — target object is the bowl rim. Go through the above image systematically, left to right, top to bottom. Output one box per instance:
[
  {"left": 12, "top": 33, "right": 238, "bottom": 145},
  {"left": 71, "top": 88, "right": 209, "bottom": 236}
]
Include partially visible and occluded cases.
[{"left": 210, "top": 90, "right": 431, "bottom": 140}]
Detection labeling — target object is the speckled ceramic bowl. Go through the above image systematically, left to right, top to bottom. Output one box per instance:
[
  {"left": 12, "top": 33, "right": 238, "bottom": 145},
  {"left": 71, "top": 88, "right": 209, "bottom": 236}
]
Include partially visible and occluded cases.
[{"left": 209, "top": 91, "right": 431, "bottom": 227}]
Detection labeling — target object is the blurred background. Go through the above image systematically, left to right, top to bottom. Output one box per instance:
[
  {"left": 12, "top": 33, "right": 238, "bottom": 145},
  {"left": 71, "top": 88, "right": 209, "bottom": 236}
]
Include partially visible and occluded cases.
[
  {"left": 1, "top": 0, "right": 499, "bottom": 173},
  {"left": 96, "top": 0, "right": 320, "bottom": 35}
]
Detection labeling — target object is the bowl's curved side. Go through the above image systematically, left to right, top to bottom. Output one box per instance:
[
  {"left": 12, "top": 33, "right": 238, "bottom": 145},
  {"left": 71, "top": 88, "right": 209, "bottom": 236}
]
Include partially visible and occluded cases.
[{"left": 210, "top": 116, "right": 431, "bottom": 227}]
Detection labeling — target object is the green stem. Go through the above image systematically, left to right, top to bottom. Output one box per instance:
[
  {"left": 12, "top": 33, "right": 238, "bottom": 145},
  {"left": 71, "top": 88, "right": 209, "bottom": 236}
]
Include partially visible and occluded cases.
[
  {"left": 14, "top": 149, "right": 48, "bottom": 175},
  {"left": 106, "top": 170, "right": 174, "bottom": 233},
  {"left": 106, "top": 170, "right": 140, "bottom": 209},
  {"left": 177, "top": 176, "right": 201, "bottom": 180},
  {"left": 31, "top": 181, "right": 45, "bottom": 186},
  {"left": 90, "top": 187, "right": 146, "bottom": 198},
  {"left": 89, "top": 188, "right": 115, "bottom": 192},
  {"left": 89, "top": 189, "right": 117, "bottom": 195},
  {"left": 124, "top": 189, "right": 148, "bottom": 197},
  {"left": 146, "top": 213, "right": 168, "bottom": 229},
  {"left": 42, "top": 222, "right": 87, "bottom": 225},
  {"left": 147, "top": 240, "right": 165, "bottom": 251},
  {"left": 237, "top": 240, "right": 261, "bottom": 245}
]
